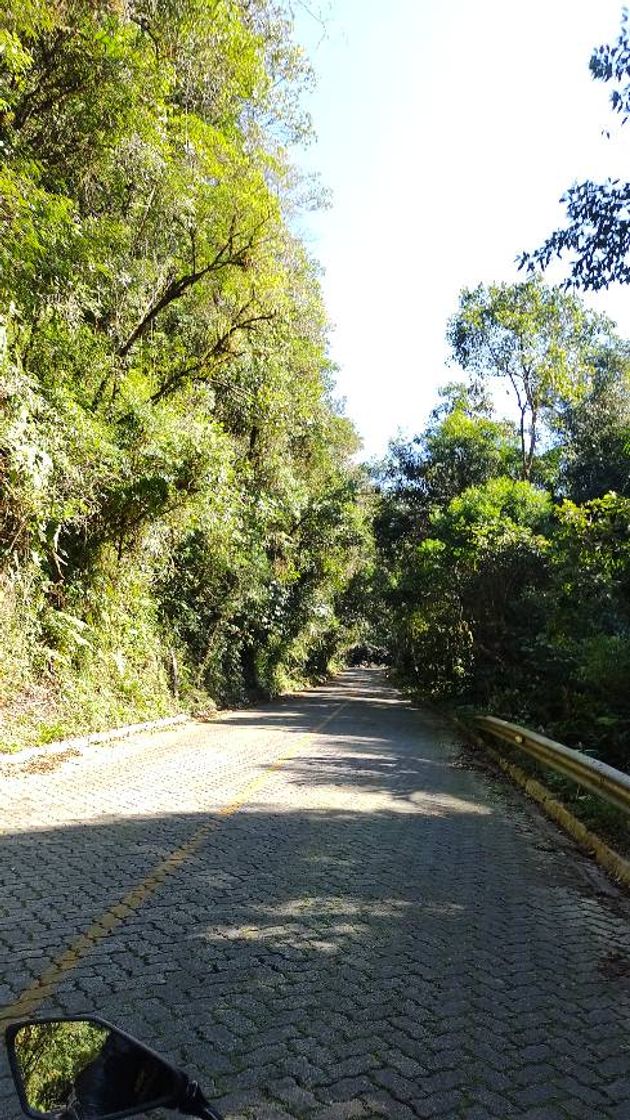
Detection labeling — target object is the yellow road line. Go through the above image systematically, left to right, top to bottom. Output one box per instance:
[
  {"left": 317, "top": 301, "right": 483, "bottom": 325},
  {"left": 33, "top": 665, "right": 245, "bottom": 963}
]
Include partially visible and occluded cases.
[{"left": 1, "top": 700, "right": 347, "bottom": 1024}]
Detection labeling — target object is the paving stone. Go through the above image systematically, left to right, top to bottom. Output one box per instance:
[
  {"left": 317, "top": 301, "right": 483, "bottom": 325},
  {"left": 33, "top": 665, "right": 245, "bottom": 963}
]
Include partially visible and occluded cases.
[
  {"left": 1, "top": 669, "right": 629, "bottom": 1120},
  {"left": 268, "top": 1078, "right": 318, "bottom": 1113},
  {"left": 311, "top": 1104, "right": 365, "bottom": 1120}
]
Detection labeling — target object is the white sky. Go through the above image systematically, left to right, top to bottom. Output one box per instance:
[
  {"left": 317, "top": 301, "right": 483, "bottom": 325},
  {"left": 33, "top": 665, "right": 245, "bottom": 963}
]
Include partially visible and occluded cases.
[{"left": 291, "top": 0, "right": 630, "bottom": 458}]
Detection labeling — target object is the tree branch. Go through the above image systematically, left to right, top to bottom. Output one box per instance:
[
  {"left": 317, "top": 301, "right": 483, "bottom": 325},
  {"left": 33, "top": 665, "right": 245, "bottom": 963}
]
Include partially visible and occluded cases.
[
  {"left": 116, "top": 216, "right": 265, "bottom": 359},
  {"left": 149, "top": 308, "right": 275, "bottom": 403}
]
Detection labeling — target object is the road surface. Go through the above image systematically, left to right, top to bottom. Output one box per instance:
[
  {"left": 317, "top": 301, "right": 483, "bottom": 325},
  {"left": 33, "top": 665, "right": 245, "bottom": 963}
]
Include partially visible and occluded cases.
[{"left": 1, "top": 669, "right": 630, "bottom": 1118}]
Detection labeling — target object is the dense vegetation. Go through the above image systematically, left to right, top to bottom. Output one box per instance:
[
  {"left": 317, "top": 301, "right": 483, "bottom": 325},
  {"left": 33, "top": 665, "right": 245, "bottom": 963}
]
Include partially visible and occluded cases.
[
  {"left": 0, "top": 0, "right": 371, "bottom": 749},
  {"left": 2, "top": 2, "right": 630, "bottom": 777},
  {"left": 374, "top": 13, "right": 630, "bottom": 774},
  {"left": 374, "top": 280, "right": 630, "bottom": 769}
]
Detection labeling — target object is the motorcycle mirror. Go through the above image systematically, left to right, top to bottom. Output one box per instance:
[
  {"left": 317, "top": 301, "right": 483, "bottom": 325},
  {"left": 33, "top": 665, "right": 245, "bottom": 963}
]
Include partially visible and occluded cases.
[{"left": 5, "top": 1016, "right": 186, "bottom": 1119}]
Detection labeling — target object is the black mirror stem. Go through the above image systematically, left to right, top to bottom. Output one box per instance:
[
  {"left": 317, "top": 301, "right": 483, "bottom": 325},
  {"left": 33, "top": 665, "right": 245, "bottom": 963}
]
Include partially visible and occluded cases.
[
  {"left": 179, "top": 1080, "right": 224, "bottom": 1120},
  {"left": 198, "top": 1106, "right": 224, "bottom": 1120}
]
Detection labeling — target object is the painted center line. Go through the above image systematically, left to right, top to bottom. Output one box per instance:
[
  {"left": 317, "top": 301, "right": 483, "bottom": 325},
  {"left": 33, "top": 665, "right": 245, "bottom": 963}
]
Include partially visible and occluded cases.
[{"left": 1, "top": 700, "right": 347, "bottom": 1024}]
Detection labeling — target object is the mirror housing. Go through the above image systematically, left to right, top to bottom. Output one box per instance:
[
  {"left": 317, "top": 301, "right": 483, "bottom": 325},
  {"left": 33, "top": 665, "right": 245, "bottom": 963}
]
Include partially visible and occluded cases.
[{"left": 5, "top": 1016, "right": 186, "bottom": 1119}]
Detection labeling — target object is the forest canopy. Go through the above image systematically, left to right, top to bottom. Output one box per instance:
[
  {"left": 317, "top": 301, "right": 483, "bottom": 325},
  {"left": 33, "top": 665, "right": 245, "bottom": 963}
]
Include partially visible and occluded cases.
[
  {"left": 0, "top": 0, "right": 372, "bottom": 748},
  {"left": 2, "top": 0, "right": 630, "bottom": 779},
  {"left": 370, "top": 10, "right": 630, "bottom": 774},
  {"left": 373, "top": 280, "right": 630, "bottom": 770}
]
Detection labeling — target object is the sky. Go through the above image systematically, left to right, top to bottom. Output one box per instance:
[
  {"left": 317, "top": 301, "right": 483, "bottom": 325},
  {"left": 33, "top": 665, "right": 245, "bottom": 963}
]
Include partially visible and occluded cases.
[{"left": 290, "top": 0, "right": 630, "bottom": 458}]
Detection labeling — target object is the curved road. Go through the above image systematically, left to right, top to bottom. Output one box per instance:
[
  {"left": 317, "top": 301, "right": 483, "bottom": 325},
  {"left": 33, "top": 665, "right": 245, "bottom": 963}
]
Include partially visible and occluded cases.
[{"left": 1, "top": 670, "right": 630, "bottom": 1118}]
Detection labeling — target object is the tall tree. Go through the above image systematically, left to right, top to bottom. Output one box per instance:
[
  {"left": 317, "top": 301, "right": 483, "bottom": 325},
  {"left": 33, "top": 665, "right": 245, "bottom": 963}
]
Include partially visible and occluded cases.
[
  {"left": 0, "top": 0, "right": 371, "bottom": 746},
  {"left": 447, "top": 281, "right": 608, "bottom": 479}
]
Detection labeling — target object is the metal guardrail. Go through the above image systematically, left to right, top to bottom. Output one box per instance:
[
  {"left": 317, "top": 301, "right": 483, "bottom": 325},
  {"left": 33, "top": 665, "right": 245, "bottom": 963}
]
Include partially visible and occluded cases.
[{"left": 474, "top": 715, "right": 630, "bottom": 817}]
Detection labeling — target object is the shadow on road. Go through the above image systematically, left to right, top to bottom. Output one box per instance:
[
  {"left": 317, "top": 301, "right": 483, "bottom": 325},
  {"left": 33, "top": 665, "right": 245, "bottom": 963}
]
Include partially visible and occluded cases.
[{"left": 2, "top": 671, "right": 630, "bottom": 1117}]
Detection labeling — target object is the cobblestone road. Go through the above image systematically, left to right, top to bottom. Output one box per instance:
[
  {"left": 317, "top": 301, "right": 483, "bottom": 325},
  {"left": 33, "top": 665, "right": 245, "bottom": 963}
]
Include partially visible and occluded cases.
[{"left": 1, "top": 670, "right": 630, "bottom": 1119}]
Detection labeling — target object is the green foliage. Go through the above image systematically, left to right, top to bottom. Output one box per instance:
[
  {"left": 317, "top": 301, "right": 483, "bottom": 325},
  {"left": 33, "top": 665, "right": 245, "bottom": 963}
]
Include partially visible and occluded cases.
[
  {"left": 0, "top": 0, "right": 370, "bottom": 748},
  {"left": 521, "top": 9, "right": 630, "bottom": 290},
  {"left": 447, "top": 280, "right": 612, "bottom": 480},
  {"left": 378, "top": 285, "right": 630, "bottom": 770},
  {"left": 556, "top": 346, "right": 630, "bottom": 501},
  {"left": 374, "top": 384, "right": 519, "bottom": 566},
  {"left": 386, "top": 476, "right": 552, "bottom": 700},
  {"left": 14, "top": 1022, "right": 109, "bottom": 1113}
]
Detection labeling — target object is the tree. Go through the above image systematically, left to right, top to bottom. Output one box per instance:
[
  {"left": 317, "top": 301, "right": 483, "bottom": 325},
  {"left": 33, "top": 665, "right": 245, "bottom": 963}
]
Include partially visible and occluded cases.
[
  {"left": 0, "top": 0, "right": 371, "bottom": 745},
  {"left": 521, "top": 9, "right": 630, "bottom": 289},
  {"left": 447, "top": 281, "right": 607, "bottom": 480},
  {"left": 557, "top": 342, "right": 630, "bottom": 501},
  {"left": 372, "top": 355, "right": 630, "bottom": 766},
  {"left": 374, "top": 382, "right": 517, "bottom": 568},
  {"left": 378, "top": 473, "right": 552, "bottom": 701},
  {"left": 545, "top": 493, "right": 630, "bottom": 765}
]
